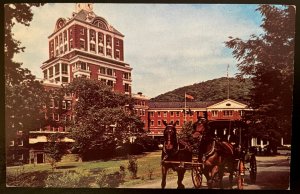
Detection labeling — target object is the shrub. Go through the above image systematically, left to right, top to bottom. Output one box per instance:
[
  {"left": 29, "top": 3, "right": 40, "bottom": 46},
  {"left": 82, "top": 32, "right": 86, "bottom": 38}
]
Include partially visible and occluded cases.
[
  {"left": 127, "top": 156, "right": 138, "bottom": 179},
  {"left": 45, "top": 170, "right": 92, "bottom": 188}
]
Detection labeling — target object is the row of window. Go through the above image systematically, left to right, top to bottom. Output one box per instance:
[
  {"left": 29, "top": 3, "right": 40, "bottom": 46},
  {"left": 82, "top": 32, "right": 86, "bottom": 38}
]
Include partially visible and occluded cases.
[
  {"left": 50, "top": 25, "right": 122, "bottom": 60},
  {"left": 44, "top": 63, "right": 69, "bottom": 79},
  {"left": 49, "top": 99, "right": 72, "bottom": 110},
  {"left": 135, "top": 109, "right": 146, "bottom": 116},
  {"left": 211, "top": 110, "right": 243, "bottom": 117},
  {"left": 149, "top": 111, "right": 184, "bottom": 117},
  {"left": 50, "top": 113, "right": 73, "bottom": 122},
  {"left": 150, "top": 120, "right": 180, "bottom": 127},
  {"left": 9, "top": 140, "right": 23, "bottom": 147},
  {"left": 11, "top": 154, "right": 24, "bottom": 161}
]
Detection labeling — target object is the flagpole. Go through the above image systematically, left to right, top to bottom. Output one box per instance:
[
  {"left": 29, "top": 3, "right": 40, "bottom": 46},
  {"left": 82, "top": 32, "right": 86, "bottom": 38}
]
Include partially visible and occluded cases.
[
  {"left": 227, "top": 64, "right": 230, "bottom": 99},
  {"left": 184, "top": 92, "right": 187, "bottom": 122}
]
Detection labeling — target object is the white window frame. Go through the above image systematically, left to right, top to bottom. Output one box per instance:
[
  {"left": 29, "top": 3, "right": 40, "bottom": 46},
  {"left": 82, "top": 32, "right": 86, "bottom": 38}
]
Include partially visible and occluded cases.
[{"left": 18, "top": 140, "right": 23, "bottom": 146}]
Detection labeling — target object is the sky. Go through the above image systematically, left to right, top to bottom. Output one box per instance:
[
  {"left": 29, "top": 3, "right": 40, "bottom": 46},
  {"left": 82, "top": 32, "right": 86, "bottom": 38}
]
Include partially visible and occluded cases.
[{"left": 12, "top": 3, "right": 263, "bottom": 98}]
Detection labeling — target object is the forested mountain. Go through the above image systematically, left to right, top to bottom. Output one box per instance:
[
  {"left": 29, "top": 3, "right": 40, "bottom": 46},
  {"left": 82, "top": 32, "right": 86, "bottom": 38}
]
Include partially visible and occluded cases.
[{"left": 151, "top": 77, "right": 253, "bottom": 102}]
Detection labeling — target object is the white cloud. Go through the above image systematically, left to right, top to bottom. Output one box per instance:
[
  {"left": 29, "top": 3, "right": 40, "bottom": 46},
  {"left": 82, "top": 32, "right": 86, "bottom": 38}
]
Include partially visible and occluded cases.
[{"left": 12, "top": 3, "right": 262, "bottom": 98}]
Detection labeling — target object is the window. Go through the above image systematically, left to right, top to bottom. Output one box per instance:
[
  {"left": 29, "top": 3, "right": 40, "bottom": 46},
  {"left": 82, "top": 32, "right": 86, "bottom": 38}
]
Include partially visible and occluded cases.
[
  {"left": 80, "top": 28, "right": 84, "bottom": 35},
  {"left": 90, "top": 30, "right": 95, "bottom": 41},
  {"left": 63, "top": 31, "right": 67, "bottom": 42},
  {"left": 98, "top": 33, "right": 104, "bottom": 43},
  {"left": 59, "top": 34, "right": 62, "bottom": 45},
  {"left": 106, "top": 36, "right": 111, "bottom": 46},
  {"left": 55, "top": 37, "right": 58, "bottom": 47},
  {"left": 116, "top": 39, "right": 120, "bottom": 46},
  {"left": 80, "top": 40, "right": 85, "bottom": 50},
  {"left": 70, "top": 41, "right": 73, "bottom": 50},
  {"left": 90, "top": 43, "right": 96, "bottom": 52},
  {"left": 98, "top": 45, "right": 104, "bottom": 54},
  {"left": 60, "top": 46, "right": 63, "bottom": 54},
  {"left": 106, "top": 48, "right": 112, "bottom": 56},
  {"left": 115, "top": 50, "right": 120, "bottom": 59},
  {"left": 80, "top": 62, "right": 87, "bottom": 70},
  {"left": 62, "top": 63, "right": 68, "bottom": 74},
  {"left": 55, "top": 64, "right": 59, "bottom": 75},
  {"left": 99, "top": 66, "right": 106, "bottom": 74},
  {"left": 49, "top": 67, "right": 53, "bottom": 78},
  {"left": 107, "top": 68, "right": 113, "bottom": 76},
  {"left": 43, "top": 70, "right": 47, "bottom": 79},
  {"left": 124, "top": 72, "right": 131, "bottom": 79},
  {"left": 55, "top": 77, "right": 60, "bottom": 82},
  {"left": 62, "top": 77, "right": 68, "bottom": 83},
  {"left": 100, "top": 79, "right": 106, "bottom": 84},
  {"left": 107, "top": 80, "right": 113, "bottom": 87},
  {"left": 124, "top": 83, "right": 130, "bottom": 93},
  {"left": 49, "top": 99, "right": 54, "bottom": 108},
  {"left": 54, "top": 99, "right": 59, "bottom": 108},
  {"left": 62, "top": 101, "right": 66, "bottom": 109},
  {"left": 66, "top": 101, "right": 71, "bottom": 110},
  {"left": 142, "top": 110, "right": 145, "bottom": 116},
  {"left": 212, "top": 110, "right": 218, "bottom": 117},
  {"left": 223, "top": 110, "right": 233, "bottom": 117},
  {"left": 239, "top": 110, "right": 244, "bottom": 116},
  {"left": 170, "top": 111, "right": 174, "bottom": 117},
  {"left": 176, "top": 111, "right": 180, "bottom": 117},
  {"left": 150, "top": 112, "right": 154, "bottom": 117},
  {"left": 158, "top": 112, "right": 161, "bottom": 117},
  {"left": 163, "top": 112, "right": 167, "bottom": 117},
  {"left": 53, "top": 113, "right": 59, "bottom": 121},
  {"left": 151, "top": 120, "right": 154, "bottom": 126},
  {"left": 158, "top": 120, "right": 161, "bottom": 126},
  {"left": 176, "top": 120, "right": 180, "bottom": 125},
  {"left": 9, "top": 140, "right": 14, "bottom": 146},
  {"left": 18, "top": 140, "right": 23, "bottom": 146},
  {"left": 19, "top": 154, "right": 23, "bottom": 161}
]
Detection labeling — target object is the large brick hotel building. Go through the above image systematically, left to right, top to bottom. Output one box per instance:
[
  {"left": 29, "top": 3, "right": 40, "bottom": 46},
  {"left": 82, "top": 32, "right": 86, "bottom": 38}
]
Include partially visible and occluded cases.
[{"left": 8, "top": 3, "right": 276, "bottom": 165}]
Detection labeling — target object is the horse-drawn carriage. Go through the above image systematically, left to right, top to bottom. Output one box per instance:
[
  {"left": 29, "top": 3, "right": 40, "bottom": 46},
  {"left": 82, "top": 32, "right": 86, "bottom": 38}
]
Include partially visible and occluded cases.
[{"left": 161, "top": 118, "right": 257, "bottom": 189}]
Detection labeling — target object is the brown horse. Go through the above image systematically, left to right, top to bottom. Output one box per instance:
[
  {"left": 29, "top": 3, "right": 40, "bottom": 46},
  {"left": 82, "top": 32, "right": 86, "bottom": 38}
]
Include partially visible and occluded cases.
[
  {"left": 193, "top": 118, "right": 235, "bottom": 189},
  {"left": 161, "top": 121, "right": 192, "bottom": 189}
]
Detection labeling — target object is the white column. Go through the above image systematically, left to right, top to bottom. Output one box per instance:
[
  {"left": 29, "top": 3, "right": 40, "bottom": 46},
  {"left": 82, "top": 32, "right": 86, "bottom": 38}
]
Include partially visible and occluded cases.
[
  {"left": 87, "top": 28, "right": 90, "bottom": 52},
  {"left": 96, "top": 31, "right": 98, "bottom": 54},
  {"left": 104, "top": 34, "right": 107, "bottom": 56},
  {"left": 111, "top": 36, "right": 114, "bottom": 58},
  {"left": 60, "top": 62, "right": 62, "bottom": 82},
  {"left": 281, "top": 137, "right": 284, "bottom": 145},
  {"left": 260, "top": 139, "right": 263, "bottom": 148}
]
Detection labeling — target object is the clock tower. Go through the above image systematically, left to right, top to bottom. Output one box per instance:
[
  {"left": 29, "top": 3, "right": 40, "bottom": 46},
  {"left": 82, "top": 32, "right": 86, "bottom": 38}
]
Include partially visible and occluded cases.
[{"left": 75, "top": 3, "right": 93, "bottom": 13}]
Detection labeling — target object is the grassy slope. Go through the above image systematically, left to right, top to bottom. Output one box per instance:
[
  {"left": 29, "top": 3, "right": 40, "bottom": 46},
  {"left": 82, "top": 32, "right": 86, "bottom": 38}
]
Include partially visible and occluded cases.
[{"left": 6, "top": 151, "right": 170, "bottom": 188}]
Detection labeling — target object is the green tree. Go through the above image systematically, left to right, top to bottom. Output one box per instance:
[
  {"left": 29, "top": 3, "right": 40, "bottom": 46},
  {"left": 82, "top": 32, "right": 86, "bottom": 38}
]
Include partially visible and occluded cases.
[
  {"left": 5, "top": 3, "right": 46, "bottom": 143},
  {"left": 225, "top": 5, "right": 295, "bottom": 144},
  {"left": 66, "top": 78, "right": 144, "bottom": 160},
  {"left": 44, "top": 133, "right": 68, "bottom": 170}
]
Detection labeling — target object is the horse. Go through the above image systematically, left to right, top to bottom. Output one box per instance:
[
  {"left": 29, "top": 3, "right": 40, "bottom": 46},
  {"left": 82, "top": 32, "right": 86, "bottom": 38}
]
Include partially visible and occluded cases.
[
  {"left": 193, "top": 118, "right": 235, "bottom": 189},
  {"left": 161, "top": 121, "right": 192, "bottom": 189}
]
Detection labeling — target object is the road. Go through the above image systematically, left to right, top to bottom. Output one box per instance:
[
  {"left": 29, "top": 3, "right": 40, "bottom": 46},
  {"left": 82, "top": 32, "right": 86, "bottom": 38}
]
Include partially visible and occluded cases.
[{"left": 120, "top": 152, "right": 290, "bottom": 189}]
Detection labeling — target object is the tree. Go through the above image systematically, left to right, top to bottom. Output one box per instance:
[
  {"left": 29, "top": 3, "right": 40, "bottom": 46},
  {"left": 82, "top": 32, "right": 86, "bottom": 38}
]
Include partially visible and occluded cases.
[
  {"left": 5, "top": 3, "right": 46, "bottom": 144},
  {"left": 225, "top": 5, "right": 295, "bottom": 144},
  {"left": 66, "top": 78, "right": 144, "bottom": 160},
  {"left": 44, "top": 133, "right": 68, "bottom": 170}
]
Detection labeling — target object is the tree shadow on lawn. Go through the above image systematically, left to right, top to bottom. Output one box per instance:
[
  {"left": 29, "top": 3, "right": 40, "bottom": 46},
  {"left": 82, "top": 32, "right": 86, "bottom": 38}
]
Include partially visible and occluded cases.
[
  {"left": 55, "top": 165, "right": 77, "bottom": 169},
  {"left": 6, "top": 170, "right": 50, "bottom": 187}
]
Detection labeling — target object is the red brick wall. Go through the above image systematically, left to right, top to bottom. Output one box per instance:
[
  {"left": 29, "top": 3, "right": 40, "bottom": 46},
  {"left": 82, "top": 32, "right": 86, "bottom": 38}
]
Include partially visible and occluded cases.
[
  {"left": 74, "top": 24, "right": 87, "bottom": 50},
  {"left": 114, "top": 37, "right": 124, "bottom": 61},
  {"left": 89, "top": 63, "right": 98, "bottom": 80},
  {"left": 114, "top": 69, "right": 124, "bottom": 93}
]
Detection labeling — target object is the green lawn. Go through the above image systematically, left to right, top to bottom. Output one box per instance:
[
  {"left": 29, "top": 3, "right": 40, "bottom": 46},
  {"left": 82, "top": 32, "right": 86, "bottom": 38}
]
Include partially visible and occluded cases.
[{"left": 6, "top": 150, "right": 175, "bottom": 188}]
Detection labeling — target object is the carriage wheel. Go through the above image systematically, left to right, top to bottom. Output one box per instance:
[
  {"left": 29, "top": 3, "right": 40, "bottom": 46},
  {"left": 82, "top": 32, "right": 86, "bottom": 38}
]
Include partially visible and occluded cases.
[
  {"left": 249, "top": 155, "right": 257, "bottom": 184},
  {"left": 237, "top": 160, "right": 245, "bottom": 190},
  {"left": 192, "top": 166, "right": 203, "bottom": 188}
]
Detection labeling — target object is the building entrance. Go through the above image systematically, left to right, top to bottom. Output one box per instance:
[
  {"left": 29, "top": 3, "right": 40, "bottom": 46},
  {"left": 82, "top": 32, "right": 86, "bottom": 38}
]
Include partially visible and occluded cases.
[{"left": 37, "top": 153, "right": 44, "bottom": 163}]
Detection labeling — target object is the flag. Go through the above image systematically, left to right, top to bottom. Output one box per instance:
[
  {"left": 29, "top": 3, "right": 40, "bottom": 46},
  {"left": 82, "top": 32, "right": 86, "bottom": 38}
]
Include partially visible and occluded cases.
[{"left": 185, "top": 93, "right": 194, "bottom": 100}]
